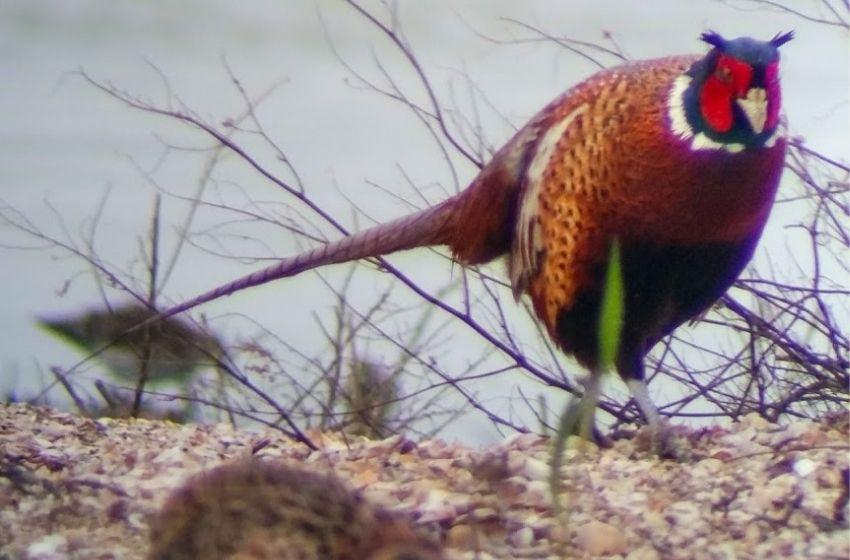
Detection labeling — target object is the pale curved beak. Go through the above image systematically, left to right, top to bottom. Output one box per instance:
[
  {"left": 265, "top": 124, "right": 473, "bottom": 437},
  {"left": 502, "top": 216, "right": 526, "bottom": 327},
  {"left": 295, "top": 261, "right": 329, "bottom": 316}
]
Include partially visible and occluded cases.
[{"left": 737, "top": 87, "right": 768, "bottom": 134}]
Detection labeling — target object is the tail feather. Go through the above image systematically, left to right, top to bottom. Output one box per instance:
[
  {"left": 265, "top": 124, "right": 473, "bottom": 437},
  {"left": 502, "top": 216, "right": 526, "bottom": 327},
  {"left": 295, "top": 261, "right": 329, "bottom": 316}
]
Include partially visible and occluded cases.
[{"left": 155, "top": 200, "right": 456, "bottom": 322}]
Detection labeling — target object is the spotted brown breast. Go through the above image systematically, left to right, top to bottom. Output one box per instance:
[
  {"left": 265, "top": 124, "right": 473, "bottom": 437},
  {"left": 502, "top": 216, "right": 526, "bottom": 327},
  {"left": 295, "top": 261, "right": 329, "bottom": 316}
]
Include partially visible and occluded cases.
[
  {"left": 445, "top": 33, "right": 791, "bottom": 449},
  {"left": 498, "top": 54, "right": 787, "bottom": 374}
]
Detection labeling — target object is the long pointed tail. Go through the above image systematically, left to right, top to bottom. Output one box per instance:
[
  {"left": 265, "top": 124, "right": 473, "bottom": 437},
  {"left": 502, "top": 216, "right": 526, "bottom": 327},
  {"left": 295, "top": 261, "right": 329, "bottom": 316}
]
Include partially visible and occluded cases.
[{"left": 155, "top": 199, "right": 456, "bottom": 322}]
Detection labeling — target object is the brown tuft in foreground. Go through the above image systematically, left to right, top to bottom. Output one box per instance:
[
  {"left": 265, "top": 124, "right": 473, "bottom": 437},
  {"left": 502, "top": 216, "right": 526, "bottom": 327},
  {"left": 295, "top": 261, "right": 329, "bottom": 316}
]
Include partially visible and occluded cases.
[{"left": 148, "top": 459, "right": 444, "bottom": 560}]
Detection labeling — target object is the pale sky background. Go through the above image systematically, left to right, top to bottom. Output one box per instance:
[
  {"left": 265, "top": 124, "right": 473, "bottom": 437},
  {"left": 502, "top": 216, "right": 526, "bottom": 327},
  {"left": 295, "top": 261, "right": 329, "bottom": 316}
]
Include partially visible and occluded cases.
[{"left": 1, "top": 1, "right": 847, "bottom": 444}]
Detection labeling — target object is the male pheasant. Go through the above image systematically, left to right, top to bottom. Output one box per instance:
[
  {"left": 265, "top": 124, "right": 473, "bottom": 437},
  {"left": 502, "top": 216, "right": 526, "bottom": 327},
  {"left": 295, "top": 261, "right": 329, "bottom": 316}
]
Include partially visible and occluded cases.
[{"left": 150, "top": 32, "right": 792, "bottom": 449}]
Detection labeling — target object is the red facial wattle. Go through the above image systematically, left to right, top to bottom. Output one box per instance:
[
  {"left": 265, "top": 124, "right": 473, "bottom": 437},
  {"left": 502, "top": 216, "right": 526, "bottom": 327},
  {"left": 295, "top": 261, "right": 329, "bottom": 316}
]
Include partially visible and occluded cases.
[{"left": 699, "top": 54, "right": 754, "bottom": 133}]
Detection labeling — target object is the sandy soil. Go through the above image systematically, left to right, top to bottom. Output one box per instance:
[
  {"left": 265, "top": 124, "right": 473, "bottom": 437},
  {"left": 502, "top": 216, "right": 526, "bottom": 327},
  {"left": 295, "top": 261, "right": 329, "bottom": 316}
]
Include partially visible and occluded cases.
[{"left": 1, "top": 403, "right": 847, "bottom": 559}]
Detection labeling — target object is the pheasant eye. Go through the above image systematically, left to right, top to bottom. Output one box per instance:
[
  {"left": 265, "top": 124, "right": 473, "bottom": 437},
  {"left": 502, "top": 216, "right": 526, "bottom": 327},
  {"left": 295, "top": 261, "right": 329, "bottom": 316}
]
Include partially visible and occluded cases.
[{"left": 715, "top": 66, "right": 733, "bottom": 83}]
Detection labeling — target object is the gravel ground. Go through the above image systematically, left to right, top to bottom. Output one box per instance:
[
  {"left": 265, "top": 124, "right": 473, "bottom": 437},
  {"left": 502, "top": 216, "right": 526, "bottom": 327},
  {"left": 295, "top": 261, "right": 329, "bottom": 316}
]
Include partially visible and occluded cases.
[{"left": 1, "top": 403, "right": 847, "bottom": 559}]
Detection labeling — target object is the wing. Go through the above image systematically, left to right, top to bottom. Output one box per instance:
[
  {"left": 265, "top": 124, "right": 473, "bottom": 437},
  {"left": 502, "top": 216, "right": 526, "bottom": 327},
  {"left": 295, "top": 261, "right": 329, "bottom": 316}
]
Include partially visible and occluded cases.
[{"left": 509, "top": 103, "right": 589, "bottom": 300}]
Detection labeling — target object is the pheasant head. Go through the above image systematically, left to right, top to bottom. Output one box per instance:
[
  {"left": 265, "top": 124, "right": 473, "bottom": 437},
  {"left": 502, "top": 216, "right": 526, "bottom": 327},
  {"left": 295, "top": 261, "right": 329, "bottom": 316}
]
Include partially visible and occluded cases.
[{"left": 669, "top": 31, "right": 793, "bottom": 152}]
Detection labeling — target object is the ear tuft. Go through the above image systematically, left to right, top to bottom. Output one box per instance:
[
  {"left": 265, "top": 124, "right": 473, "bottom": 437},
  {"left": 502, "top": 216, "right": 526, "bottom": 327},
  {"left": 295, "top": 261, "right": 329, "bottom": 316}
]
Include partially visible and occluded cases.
[
  {"left": 770, "top": 30, "right": 794, "bottom": 48},
  {"left": 700, "top": 31, "right": 727, "bottom": 50}
]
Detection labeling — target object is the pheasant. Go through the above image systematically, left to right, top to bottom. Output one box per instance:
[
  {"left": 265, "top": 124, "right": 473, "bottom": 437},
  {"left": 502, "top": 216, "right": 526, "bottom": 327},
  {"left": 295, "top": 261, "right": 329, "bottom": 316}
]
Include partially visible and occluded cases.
[
  {"left": 143, "top": 32, "right": 792, "bottom": 449},
  {"left": 148, "top": 460, "right": 445, "bottom": 560}
]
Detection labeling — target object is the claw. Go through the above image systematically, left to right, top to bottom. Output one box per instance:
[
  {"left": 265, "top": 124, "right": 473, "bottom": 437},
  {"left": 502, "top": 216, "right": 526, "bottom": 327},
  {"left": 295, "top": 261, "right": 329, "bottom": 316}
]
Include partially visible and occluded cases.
[{"left": 627, "top": 379, "right": 690, "bottom": 460}]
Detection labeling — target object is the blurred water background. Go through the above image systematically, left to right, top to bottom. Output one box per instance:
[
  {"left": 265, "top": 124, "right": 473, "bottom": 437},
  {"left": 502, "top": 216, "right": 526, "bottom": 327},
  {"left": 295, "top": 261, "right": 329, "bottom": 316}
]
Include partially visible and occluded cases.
[{"left": 1, "top": 1, "right": 847, "bottom": 444}]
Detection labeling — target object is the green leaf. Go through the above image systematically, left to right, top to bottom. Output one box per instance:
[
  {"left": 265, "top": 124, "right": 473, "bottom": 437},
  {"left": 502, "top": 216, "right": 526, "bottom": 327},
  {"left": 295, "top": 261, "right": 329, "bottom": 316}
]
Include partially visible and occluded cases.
[{"left": 598, "top": 238, "right": 624, "bottom": 371}]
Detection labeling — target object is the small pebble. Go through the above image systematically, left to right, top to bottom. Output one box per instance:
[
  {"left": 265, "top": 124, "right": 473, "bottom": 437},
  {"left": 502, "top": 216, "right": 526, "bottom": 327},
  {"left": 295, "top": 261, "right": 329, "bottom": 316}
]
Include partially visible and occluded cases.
[{"left": 574, "top": 520, "right": 628, "bottom": 556}]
